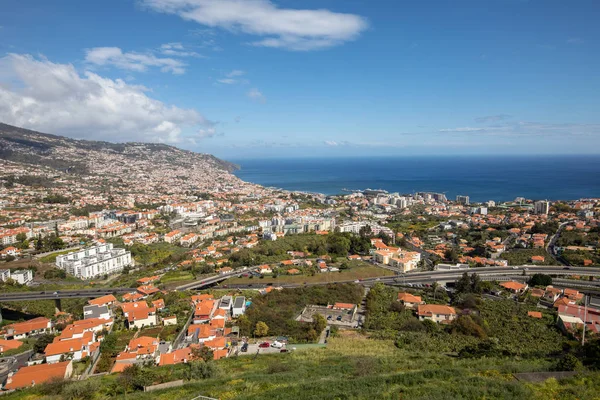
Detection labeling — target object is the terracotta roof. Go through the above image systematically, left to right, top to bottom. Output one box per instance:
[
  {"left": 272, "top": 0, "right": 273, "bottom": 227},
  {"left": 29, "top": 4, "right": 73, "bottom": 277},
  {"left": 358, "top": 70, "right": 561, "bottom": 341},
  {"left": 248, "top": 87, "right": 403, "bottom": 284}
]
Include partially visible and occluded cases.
[
  {"left": 500, "top": 281, "right": 527, "bottom": 291},
  {"left": 397, "top": 292, "right": 423, "bottom": 303},
  {"left": 88, "top": 294, "right": 117, "bottom": 306},
  {"left": 333, "top": 303, "right": 356, "bottom": 310},
  {"left": 417, "top": 304, "right": 457, "bottom": 317},
  {"left": 528, "top": 311, "right": 543, "bottom": 319},
  {"left": 5, "top": 317, "right": 51, "bottom": 336},
  {"left": 45, "top": 335, "right": 93, "bottom": 356},
  {"left": 128, "top": 336, "right": 158, "bottom": 350},
  {"left": 0, "top": 339, "right": 23, "bottom": 352},
  {"left": 159, "top": 347, "right": 192, "bottom": 366},
  {"left": 213, "top": 348, "right": 229, "bottom": 360},
  {"left": 4, "top": 361, "right": 71, "bottom": 390}
]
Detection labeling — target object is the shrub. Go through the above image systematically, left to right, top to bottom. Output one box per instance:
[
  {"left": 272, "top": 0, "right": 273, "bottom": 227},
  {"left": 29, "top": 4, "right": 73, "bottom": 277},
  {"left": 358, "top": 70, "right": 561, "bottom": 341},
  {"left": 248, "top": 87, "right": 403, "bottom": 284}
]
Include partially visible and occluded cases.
[{"left": 61, "top": 380, "right": 99, "bottom": 400}]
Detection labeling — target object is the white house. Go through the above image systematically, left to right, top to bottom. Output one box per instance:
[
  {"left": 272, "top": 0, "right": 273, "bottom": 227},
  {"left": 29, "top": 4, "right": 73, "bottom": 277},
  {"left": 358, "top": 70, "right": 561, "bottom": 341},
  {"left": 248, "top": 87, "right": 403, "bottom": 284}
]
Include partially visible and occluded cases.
[{"left": 232, "top": 296, "right": 246, "bottom": 318}]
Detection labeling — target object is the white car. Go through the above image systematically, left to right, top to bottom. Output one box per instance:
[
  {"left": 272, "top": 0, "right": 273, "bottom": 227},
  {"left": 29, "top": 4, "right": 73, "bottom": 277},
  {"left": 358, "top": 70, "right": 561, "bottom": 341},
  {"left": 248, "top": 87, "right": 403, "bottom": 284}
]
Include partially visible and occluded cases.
[
  {"left": 512, "top": 266, "right": 519, "bottom": 270},
  {"left": 271, "top": 341, "right": 284, "bottom": 349}
]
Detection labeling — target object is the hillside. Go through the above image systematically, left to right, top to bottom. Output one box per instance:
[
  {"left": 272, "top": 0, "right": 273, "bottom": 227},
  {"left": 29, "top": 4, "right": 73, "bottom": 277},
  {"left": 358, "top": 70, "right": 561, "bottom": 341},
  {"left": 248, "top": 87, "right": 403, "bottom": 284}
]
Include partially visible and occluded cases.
[
  {"left": 0, "top": 123, "right": 239, "bottom": 175},
  {"left": 0, "top": 123, "right": 247, "bottom": 200}
]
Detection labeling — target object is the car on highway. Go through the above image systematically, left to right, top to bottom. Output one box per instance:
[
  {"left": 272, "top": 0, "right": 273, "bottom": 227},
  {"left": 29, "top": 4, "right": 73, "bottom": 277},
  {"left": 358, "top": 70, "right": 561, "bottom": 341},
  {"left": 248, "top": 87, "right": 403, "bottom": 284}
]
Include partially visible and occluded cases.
[
  {"left": 512, "top": 266, "right": 519, "bottom": 270},
  {"left": 563, "top": 267, "right": 571, "bottom": 270},
  {"left": 327, "top": 315, "right": 332, "bottom": 321},
  {"left": 336, "top": 315, "right": 342, "bottom": 321},
  {"left": 271, "top": 341, "right": 284, "bottom": 349},
  {"left": 258, "top": 342, "right": 271, "bottom": 348},
  {"left": 241, "top": 343, "right": 248, "bottom": 352},
  {"left": 280, "top": 348, "right": 289, "bottom": 353}
]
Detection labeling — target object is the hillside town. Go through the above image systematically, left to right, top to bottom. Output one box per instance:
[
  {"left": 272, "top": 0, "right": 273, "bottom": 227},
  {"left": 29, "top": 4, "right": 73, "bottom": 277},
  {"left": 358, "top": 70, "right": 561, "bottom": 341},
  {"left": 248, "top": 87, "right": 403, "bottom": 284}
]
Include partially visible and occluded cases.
[{"left": 1, "top": 135, "right": 600, "bottom": 396}]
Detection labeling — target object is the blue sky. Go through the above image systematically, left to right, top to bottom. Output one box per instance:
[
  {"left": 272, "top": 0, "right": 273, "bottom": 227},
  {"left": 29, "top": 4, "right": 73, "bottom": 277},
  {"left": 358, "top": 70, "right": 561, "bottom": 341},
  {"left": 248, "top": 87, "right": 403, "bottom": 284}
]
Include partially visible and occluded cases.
[{"left": 1, "top": 0, "right": 599, "bottom": 159}]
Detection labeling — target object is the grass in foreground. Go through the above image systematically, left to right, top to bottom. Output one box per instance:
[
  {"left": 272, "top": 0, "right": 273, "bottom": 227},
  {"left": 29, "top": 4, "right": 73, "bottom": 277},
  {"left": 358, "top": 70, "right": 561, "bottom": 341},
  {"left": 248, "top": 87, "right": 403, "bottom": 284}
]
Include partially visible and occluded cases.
[{"left": 5, "top": 336, "right": 600, "bottom": 400}]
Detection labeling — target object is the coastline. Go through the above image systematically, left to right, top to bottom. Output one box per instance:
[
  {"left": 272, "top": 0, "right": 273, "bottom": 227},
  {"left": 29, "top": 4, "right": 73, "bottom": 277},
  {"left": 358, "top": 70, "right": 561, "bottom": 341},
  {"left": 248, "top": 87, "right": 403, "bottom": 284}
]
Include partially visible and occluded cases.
[{"left": 231, "top": 155, "right": 600, "bottom": 203}]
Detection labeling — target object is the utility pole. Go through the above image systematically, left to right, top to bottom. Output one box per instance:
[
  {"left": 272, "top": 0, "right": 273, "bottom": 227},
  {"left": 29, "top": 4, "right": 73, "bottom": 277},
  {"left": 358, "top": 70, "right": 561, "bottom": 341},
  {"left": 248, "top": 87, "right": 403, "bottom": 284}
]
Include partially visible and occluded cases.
[{"left": 582, "top": 294, "right": 588, "bottom": 346}]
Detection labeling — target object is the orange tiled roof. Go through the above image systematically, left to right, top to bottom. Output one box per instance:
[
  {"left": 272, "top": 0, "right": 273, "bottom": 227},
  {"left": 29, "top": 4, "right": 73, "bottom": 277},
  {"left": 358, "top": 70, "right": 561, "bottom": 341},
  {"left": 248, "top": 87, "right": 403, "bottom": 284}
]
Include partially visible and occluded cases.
[{"left": 4, "top": 361, "right": 71, "bottom": 390}]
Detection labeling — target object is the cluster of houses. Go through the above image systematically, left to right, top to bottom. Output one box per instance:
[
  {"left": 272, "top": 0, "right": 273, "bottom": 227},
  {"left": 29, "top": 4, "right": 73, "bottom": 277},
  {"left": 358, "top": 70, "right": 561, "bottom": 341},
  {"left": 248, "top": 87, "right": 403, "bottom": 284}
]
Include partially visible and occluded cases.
[
  {"left": 371, "top": 238, "right": 422, "bottom": 272},
  {"left": 0, "top": 278, "right": 252, "bottom": 391}
]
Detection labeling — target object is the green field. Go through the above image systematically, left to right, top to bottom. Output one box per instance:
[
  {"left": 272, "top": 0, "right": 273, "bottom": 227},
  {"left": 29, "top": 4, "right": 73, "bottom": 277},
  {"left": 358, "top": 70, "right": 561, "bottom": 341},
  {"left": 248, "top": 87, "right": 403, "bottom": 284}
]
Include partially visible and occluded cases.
[{"left": 224, "top": 265, "right": 394, "bottom": 285}]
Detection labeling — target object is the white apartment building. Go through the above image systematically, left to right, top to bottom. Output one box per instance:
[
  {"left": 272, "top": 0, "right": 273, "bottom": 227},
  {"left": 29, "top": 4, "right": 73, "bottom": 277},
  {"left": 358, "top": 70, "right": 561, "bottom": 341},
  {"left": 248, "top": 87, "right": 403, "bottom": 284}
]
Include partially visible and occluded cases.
[
  {"left": 55, "top": 243, "right": 133, "bottom": 279},
  {"left": 11, "top": 269, "right": 33, "bottom": 285}
]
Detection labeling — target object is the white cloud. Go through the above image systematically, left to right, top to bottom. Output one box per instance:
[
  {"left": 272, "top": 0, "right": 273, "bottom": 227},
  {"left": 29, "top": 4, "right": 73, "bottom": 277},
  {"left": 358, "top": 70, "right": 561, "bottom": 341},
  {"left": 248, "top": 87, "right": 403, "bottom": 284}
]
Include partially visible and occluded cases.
[
  {"left": 142, "top": 0, "right": 368, "bottom": 51},
  {"left": 159, "top": 42, "right": 201, "bottom": 57},
  {"left": 85, "top": 47, "right": 187, "bottom": 74},
  {"left": 0, "top": 54, "right": 212, "bottom": 143},
  {"left": 215, "top": 70, "right": 246, "bottom": 85},
  {"left": 226, "top": 70, "right": 245, "bottom": 77},
  {"left": 217, "top": 78, "right": 237, "bottom": 84},
  {"left": 246, "top": 88, "right": 265, "bottom": 102},
  {"left": 438, "top": 122, "right": 600, "bottom": 137},
  {"left": 197, "top": 127, "right": 217, "bottom": 138},
  {"left": 439, "top": 127, "right": 484, "bottom": 132},
  {"left": 324, "top": 140, "right": 338, "bottom": 146}
]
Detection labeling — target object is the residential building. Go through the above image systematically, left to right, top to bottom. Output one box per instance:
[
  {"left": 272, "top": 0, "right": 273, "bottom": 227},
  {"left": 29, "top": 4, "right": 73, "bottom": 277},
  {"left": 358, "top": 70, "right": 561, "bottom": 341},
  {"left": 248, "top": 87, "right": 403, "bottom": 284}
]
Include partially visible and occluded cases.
[
  {"left": 456, "top": 195, "right": 470, "bottom": 205},
  {"left": 534, "top": 200, "right": 550, "bottom": 215},
  {"left": 55, "top": 243, "right": 133, "bottom": 279},
  {"left": 0, "top": 269, "right": 10, "bottom": 282},
  {"left": 10, "top": 269, "right": 33, "bottom": 285},
  {"left": 500, "top": 281, "right": 528, "bottom": 293},
  {"left": 397, "top": 293, "right": 424, "bottom": 310},
  {"left": 232, "top": 296, "right": 246, "bottom": 318},
  {"left": 83, "top": 304, "right": 111, "bottom": 320},
  {"left": 417, "top": 304, "right": 457, "bottom": 324},
  {"left": 4, "top": 317, "right": 53, "bottom": 340},
  {"left": 0, "top": 339, "right": 23, "bottom": 354},
  {"left": 3, "top": 361, "right": 73, "bottom": 390}
]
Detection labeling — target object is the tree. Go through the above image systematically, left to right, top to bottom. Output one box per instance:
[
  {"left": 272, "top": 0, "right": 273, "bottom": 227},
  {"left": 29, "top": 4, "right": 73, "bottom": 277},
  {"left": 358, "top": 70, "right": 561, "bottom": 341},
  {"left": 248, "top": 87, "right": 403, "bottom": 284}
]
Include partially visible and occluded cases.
[
  {"left": 16, "top": 233, "right": 27, "bottom": 243},
  {"left": 444, "top": 248, "right": 459, "bottom": 263},
  {"left": 528, "top": 273, "right": 552, "bottom": 287},
  {"left": 312, "top": 314, "right": 327, "bottom": 334},
  {"left": 254, "top": 321, "right": 269, "bottom": 337},
  {"left": 34, "top": 334, "right": 55, "bottom": 354},
  {"left": 192, "top": 345, "right": 213, "bottom": 362},
  {"left": 555, "top": 354, "right": 582, "bottom": 371},
  {"left": 185, "top": 360, "right": 217, "bottom": 380}
]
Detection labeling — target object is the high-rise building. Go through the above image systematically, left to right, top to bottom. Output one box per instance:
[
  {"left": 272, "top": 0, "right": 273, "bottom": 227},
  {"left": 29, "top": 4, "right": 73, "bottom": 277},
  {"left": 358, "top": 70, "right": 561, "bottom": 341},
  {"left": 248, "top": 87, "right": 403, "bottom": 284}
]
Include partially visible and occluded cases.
[
  {"left": 456, "top": 195, "right": 470, "bottom": 205},
  {"left": 534, "top": 201, "right": 550, "bottom": 215}
]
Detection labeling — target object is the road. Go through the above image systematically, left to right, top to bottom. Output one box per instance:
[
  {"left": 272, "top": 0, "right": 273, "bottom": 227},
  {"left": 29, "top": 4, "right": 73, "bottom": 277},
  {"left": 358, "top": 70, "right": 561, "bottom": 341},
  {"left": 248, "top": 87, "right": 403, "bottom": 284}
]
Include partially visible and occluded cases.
[
  {"left": 547, "top": 221, "right": 571, "bottom": 266},
  {"left": 1, "top": 265, "right": 598, "bottom": 302},
  {"left": 218, "top": 266, "right": 600, "bottom": 290},
  {"left": 175, "top": 267, "right": 258, "bottom": 291},
  {"left": 0, "top": 287, "right": 134, "bottom": 302},
  {"left": 0, "top": 350, "right": 32, "bottom": 383}
]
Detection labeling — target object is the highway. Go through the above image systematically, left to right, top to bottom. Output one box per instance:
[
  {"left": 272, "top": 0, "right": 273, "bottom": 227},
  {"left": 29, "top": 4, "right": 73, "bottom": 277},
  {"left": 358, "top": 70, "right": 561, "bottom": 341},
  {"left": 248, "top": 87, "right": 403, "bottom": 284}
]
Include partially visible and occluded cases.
[
  {"left": 0, "top": 265, "right": 598, "bottom": 302},
  {"left": 218, "top": 265, "right": 600, "bottom": 290},
  {"left": 175, "top": 267, "right": 258, "bottom": 291},
  {"left": 0, "top": 288, "right": 134, "bottom": 302}
]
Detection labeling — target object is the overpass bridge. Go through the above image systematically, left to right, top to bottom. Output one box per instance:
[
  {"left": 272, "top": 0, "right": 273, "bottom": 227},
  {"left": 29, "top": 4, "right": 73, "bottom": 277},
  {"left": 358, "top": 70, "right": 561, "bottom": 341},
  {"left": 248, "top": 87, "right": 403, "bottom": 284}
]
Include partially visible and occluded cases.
[{"left": 175, "top": 267, "right": 257, "bottom": 291}]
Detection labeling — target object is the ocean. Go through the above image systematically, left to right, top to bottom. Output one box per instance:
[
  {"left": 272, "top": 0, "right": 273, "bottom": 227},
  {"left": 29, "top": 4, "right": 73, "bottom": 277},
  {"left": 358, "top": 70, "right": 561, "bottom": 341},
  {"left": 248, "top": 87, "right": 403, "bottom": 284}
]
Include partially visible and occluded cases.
[{"left": 231, "top": 155, "right": 600, "bottom": 202}]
